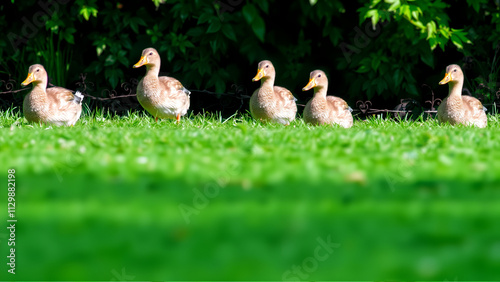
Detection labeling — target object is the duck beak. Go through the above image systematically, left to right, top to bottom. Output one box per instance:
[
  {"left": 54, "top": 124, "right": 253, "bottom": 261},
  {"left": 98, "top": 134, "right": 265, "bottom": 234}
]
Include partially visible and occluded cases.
[
  {"left": 133, "top": 56, "right": 147, "bottom": 68},
  {"left": 252, "top": 68, "right": 264, "bottom": 82},
  {"left": 21, "top": 72, "right": 34, "bottom": 86},
  {"left": 439, "top": 72, "right": 452, "bottom": 85},
  {"left": 302, "top": 77, "right": 316, "bottom": 91}
]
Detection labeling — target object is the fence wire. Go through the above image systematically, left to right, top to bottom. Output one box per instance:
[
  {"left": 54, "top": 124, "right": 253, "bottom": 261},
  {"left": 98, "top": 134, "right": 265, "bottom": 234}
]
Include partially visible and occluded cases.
[{"left": 1, "top": 74, "right": 499, "bottom": 117}]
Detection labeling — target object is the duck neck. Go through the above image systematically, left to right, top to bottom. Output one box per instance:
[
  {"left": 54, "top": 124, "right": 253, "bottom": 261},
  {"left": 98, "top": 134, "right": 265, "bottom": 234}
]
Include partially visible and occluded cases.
[
  {"left": 145, "top": 64, "right": 160, "bottom": 78},
  {"left": 260, "top": 76, "right": 275, "bottom": 88},
  {"left": 259, "top": 77, "right": 275, "bottom": 97},
  {"left": 31, "top": 79, "right": 48, "bottom": 97},
  {"left": 448, "top": 80, "right": 463, "bottom": 99},
  {"left": 313, "top": 85, "right": 328, "bottom": 100}
]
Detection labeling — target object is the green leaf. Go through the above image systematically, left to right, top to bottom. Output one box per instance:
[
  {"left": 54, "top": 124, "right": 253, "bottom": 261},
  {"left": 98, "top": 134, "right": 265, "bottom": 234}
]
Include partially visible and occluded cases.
[
  {"left": 152, "top": 0, "right": 165, "bottom": 8},
  {"left": 388, "top": 0, "right": 401, "bottom": 12},
  {"left": 256, "top": 1, "right": 269, "bottom": 13},
  {"left": 472, "top": 1, "right": 480, "bottom": 13},
  {"left": 242, "top": 4, "right": 258, "bottom": 23},
  {"left": 243, "top": 5, "right": 266, "bottom": 42},
  {"left": 401, "top": 5, "right": 411, "bottom": 20},
  {"left": 79, "top": 6, "right": 98, "bottom": 21},
  {"left": 365, "top": 9, "right": 380, "bottom": 27},
  {"left": 411, "top": 10, "right": 419, "bottom": 20},
  {"left": 197, "top": 13, "right": 213, "bottom": 25},
  {"left": 251, "top": 17, "right": 266, "bottom": 42},
  {"left": 207, "top": 20, "right": 222, "bottom": 33},
  {"left": 409, "top": 20, "right": 424, "bottom": 30},
  {"left": 130, "top": 21, "right": 139, "bottom": 34},
  {"left": 222, "top": 24, "right": 237, "bottom": 41},
  {"left": 187, "top": 27, "right": 204, "bottom": 37},
  {"left": 452, "top": 29, "right": 472, "bottom": 44},
  {"left": 63, "top": 32, "right": 74, "bottom": 44},
  {"left": 450, "top": 33, "right": 463, "bottom": 49},
  {"left": 120, "top": 37, "right": 132, "bottom": 50},
  {"left": 428, "top": 37, "right": 438, "bottom": 50},
  {"left": 210, "top": 40, "right": 218, "bottom": 54},
  {"left": 184, "top": 41, "right": 195, "bottom": 48},
  {"left": 96, "top": 44, "right": 106, "bottom": 56},
  {"left": 167, "top": 49, "right": 174, "bottom": 62},
  {"left": 117, "top": 50, "right": 128, "bottom": 66},
  {"left": 420, "top": 51, "right": 434, "bottom": 67},
  {"left": 104, "top": 54, "right": 116, "bottom": 66},
  {"left": 371, "top": 57, "right": 380, "bottom": 71},
  {"left": 194, "top": 60, "right": 211, "bottom": 76},
  {"left": 86, "top": 61, "right": 102, "bottom": 73},
  {"left": 356, "top": 65, "right": 370, "bottom": 73},
  {"left": 105, "top": 68, "right": 123, "bottom": 89},
  {"left": 393, "top": 69, "right": 403, "bottom": 86},
  {"left": 215, "top": 78, "right": 226, "bottom": 93},
  {"left": 376, "top": 78, "right": 387, "bottom": 94},
  {"left": 362, "top": 80, "right": 371, "bottom": 91},
  {"left": 405, "top": 83, "right": 418, "bottom": 96}
]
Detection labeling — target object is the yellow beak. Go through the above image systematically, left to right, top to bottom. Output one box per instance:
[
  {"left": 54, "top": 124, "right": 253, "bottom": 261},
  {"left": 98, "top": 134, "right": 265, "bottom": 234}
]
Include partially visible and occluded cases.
[
  {"left": 133, "top": 56, "right": 147, "bottom": 68},
  {"left": 252, "top": 68, "right": 264, "bottom": 82},
  {"left": 439, "top": 72, "right": 452, "bottom": 85},
  {"left": 21, "top": 73, "right": 34, "bottom": 86},
  {"left": 302, "top": 77, "right": 316, "bottom": 91}
]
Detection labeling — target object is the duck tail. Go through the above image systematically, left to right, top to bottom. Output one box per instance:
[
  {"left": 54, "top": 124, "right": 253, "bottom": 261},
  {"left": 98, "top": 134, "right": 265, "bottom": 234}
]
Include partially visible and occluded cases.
[
  {"left": 182, "top": 87, "right": 191, "bottom": 96},
  {"left": 74, "top": 91, "right": 84, "bottom": 105}
]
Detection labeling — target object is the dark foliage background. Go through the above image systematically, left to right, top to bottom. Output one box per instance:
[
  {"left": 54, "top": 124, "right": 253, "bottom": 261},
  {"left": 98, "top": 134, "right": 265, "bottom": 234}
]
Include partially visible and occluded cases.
[{"left": 1, "top": 0, "right": 499, "bottom": 115}]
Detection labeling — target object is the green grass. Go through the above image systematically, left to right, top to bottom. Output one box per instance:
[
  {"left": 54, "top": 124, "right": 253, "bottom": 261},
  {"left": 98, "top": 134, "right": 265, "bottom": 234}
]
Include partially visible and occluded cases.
[{"left": 1, "top": 108, "right": 500, "bottom": 280}]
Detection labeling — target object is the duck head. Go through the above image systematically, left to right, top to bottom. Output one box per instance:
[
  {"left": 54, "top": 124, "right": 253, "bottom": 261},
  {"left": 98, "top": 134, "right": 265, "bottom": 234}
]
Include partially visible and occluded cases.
[
  {"left": 133, "top": 48, "right": 161, "bottom": 69},
  {"left": 252, "top": 60, "right": 275, "bottom": 82},
  {"left": 21, "top": 64, "right": 47, "bottom": 87},
  {"left": 439, "top": 64, "right": 463, "bottom": 86},
  {"left": 303, "top": 70, "right": 328, "bottom": 92}
]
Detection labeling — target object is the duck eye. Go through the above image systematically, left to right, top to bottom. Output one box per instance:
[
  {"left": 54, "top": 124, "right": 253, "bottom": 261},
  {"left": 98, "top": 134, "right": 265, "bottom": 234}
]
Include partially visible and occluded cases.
[
  {"left": 149, "top": 52, "right": 153, "bottom": 55},
  {"left": 265, "top": 65, "right": 269, "bottom": 68},
  {"left": 36, "top": 69, "right": 40, "bottom": 72},
  {"left": 453, "top": 69, "right": 457, "bottom": 72},
  {"left": 318, "top": 74, "right": 321, "bottom": 77}
]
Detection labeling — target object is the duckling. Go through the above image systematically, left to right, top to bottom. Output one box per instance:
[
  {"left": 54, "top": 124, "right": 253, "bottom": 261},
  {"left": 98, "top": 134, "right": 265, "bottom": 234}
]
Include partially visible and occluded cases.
[
  {"left": 133, "top": 47, "right": 190, "bottom": 122},
  {"left": 250, "top": 60, "right": 297, "bottom": 125},
  {"left": 21, "top": 64, "right": 83, "bottom": 126},
  {"left": 438, "top": 64, "right": 487, "bottom": 128},
  {"left": 302, "top": 70, "right": 353, "bottom": 128}
]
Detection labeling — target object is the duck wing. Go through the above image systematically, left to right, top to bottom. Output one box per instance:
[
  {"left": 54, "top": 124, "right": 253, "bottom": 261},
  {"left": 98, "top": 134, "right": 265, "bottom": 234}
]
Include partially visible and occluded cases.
[
  {"left": 159, "top": 77, "right": 191, "bottom": 97},
  {"left": 273, "top": 86, "right": 297, "bottom": 108},
  {"left": 45, "top": 87, "right": 82, "bottom": 125},
  {"left": 462, "top": 95, "right": 487, "bottom": 127},
  {"left": 326, "top": 96, "right": 353, "bottom": 127},
  {"left": 326, "top": 96, "right": 350, "bottom": 113}
]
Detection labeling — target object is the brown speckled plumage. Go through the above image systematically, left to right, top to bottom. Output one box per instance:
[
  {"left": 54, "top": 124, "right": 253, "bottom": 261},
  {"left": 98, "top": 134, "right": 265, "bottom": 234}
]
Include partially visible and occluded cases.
[
  {"left": 134, "top": 48, "right": 190, "bottom": 121},
  {"left": 250, "top": 60, "right": 297, "bottom": 125},
  {"left": 21, "top": 64, "right": 82, "bottom": 126},
  {"left": 438, "top": 64, "right": 487, "bottom": 128},
  {"left": 302, "top": 70, "right": 353, "bottom": 128}
]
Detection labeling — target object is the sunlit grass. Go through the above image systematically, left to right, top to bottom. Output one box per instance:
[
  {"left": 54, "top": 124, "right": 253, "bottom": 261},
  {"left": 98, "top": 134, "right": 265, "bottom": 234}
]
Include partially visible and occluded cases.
[{"left": 1, "top": 108, "right": 500, "bottom": 280}]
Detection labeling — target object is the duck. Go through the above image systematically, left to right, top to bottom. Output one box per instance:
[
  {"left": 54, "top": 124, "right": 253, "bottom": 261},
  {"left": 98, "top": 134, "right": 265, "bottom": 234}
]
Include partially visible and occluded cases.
[
  {"left": 133, "top": 47, "right": 190, "bottom": 122},
  {"left": 250, "top": 60, "right": 297, "bottom": 125},
  {"left": 21, "top": 64, "right": 83, "bottom": 126},
  {"left": 438, "top": 64, "right": 487, "bottom": 128},
  {"left": 302, "top": 70, "right": 353, "bottom": 128}
]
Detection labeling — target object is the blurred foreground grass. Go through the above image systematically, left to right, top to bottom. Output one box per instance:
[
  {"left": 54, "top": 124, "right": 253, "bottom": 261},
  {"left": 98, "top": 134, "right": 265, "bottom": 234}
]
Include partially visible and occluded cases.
[{"left": 1, "top": 110, "right": 500, "bottom": 280}]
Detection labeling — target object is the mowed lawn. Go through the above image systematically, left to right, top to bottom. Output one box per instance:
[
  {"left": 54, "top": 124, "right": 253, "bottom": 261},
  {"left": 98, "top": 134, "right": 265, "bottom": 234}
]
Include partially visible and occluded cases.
[{"left": 1, "top": 109, "right": 500, "bottom": 280}]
